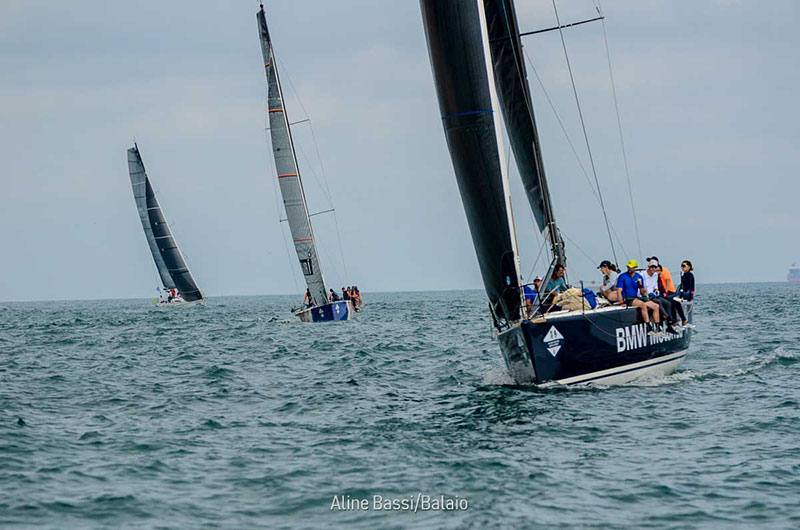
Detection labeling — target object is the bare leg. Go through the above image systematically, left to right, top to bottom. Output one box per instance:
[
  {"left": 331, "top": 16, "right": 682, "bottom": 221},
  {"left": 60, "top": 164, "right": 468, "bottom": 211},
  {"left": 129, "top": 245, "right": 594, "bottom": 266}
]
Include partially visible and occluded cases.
[
  {"left": 631, "top": 299, "right": 650, "bottom": 323},
  {"left": 646, "top": 301, "right": 661, "bottom": 323}
]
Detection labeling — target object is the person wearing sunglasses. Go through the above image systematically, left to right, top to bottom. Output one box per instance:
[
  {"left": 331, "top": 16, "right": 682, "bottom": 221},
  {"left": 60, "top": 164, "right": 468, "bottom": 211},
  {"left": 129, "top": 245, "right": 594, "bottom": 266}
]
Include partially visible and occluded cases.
[
  {"left": 650, "top": 257, "right": 688, "bottom": 332},
  {"left": 642, "top": 259, "right": 679, "bottom": 334}
]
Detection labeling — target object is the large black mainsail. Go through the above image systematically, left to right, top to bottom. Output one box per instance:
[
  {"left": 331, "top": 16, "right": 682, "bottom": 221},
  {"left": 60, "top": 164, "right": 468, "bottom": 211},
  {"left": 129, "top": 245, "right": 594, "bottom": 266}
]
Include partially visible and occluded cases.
[
  {"left": 420, "top": 0, "right": 522, "bottom": 323},
  {"left": 420, "top": 0, "right": 693, "bottom": 386},
  {"left": 484, "top": 0, "right": 565, "bottom": 265},
  {"left": 257, "top": 5, "right": 329, "bottom": 307},
  {"left": 127, "top": 144, "right": 204, "bottom": 302}
]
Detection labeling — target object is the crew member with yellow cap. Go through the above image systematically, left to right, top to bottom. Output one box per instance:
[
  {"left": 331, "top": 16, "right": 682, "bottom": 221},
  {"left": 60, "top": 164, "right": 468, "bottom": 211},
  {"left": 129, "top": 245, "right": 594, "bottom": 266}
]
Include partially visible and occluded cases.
[{"left": 616, "top": 259, "right": 664, "bottom": 336}]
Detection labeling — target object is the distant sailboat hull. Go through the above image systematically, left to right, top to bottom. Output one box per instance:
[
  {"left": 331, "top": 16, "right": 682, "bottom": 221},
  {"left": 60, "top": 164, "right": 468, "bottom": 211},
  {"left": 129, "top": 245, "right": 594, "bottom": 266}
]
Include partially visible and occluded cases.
[
  {"left": 154, "top": 297, "right": 207, "bottom": 308},
  {"left": 295, "top": 300, "right": 354, "bottom": 323},
  {"left": 498, "top": 303, "right": 693, "bottom": 386}
]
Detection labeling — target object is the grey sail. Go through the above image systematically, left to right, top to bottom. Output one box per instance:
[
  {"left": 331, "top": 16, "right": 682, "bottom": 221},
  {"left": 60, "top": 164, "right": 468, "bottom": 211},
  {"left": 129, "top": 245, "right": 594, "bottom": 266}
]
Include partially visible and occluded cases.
[
  {"left": 420, "top": 0, "right": 521, "bottom": 323},
  {"left": 483, "top": 0, "right": 565, "bottom": 264},
  {"left": 257, "top": 6, "right": 328, "bottom": 306},
  {"left": 127, "top": 145, "right": 204, "bottom": 302}
]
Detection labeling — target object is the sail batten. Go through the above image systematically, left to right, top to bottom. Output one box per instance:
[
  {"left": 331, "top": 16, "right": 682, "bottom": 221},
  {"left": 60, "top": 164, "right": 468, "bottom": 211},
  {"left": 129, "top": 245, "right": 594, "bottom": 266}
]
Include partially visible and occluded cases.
[
  {"left": 420, "top": 0, "right": 522, "bottom": 323},
  {"left": 257, "top": 6, "right": 328, "bottom": 306},
  {"left": 127, "top": 145, "right": 204, "bottom": 302}
]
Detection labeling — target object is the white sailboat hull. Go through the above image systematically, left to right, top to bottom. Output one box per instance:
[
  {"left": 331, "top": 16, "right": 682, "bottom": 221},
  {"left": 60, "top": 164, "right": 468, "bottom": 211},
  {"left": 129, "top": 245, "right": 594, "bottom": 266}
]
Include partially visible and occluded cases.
[{"left": 153, "top": 298, "right": 206, "bottom": 308}]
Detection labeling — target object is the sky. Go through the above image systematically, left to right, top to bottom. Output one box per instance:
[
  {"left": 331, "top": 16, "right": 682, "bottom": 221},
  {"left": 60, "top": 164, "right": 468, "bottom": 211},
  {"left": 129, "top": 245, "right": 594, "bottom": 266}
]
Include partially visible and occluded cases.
[{"left": 1, "top": 0, "right": 799, "bottom": 302}]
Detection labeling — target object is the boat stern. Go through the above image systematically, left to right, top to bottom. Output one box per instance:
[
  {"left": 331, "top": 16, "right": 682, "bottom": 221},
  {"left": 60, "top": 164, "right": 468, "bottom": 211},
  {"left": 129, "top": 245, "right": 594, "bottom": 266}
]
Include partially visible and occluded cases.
[{"left": 295, "top": 300, "right": 353, "bottom": 322}]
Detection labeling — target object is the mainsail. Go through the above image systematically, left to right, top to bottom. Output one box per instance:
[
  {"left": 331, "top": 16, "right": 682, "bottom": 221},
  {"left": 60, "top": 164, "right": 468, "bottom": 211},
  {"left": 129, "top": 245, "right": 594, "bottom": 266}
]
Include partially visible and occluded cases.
[
  {"left": 420, "top": 0, "right": 522, "bottom": 323},
  {"left": 484, "top": 0, "right": 565, "bottom": 265},
  {"left": 257, "top": 6, "right": 328, "bottom": 307},
  {"left": 127, "top": 145, "right": 204, "bottom": 302}
]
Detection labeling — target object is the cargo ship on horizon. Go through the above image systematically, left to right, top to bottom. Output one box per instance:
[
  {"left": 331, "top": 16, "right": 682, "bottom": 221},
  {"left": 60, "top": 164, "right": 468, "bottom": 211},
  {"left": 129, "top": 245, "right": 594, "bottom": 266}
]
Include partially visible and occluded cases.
[{"left": 789, "top": 264, "right": 800, "bottom": 283}]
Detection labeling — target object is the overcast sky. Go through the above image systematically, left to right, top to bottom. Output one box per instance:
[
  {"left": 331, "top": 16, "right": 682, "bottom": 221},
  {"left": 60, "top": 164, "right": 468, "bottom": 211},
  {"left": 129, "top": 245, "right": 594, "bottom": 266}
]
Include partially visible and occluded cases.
[{"left": 1, "top": 0, "right": 798, "bottom": 302}]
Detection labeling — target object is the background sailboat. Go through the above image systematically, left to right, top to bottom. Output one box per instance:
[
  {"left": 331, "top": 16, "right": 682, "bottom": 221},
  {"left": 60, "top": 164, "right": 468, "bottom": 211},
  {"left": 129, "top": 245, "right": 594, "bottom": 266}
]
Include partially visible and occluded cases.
[
  {"left": 420, "top": 0, "right": 692, "bottom": 385},
  {"left": 256, "top": 5, "right": 353, "bottom": 322},
  {"left": 127, "top": 143, "right": 205, "bottom": 306}
]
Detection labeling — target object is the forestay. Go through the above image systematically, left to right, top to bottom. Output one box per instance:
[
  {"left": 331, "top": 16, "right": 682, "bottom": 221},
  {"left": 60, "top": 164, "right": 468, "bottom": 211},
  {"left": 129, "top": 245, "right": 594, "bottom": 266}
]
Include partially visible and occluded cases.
[
  {"left": 420, "top": 0, "right": 522, "bottom": 323},
  {"left": 257, "top": 6, "right": 328, "bottom": 307},
  {"left": 127, "top": 145, "right": 204, "bottom": 302}
]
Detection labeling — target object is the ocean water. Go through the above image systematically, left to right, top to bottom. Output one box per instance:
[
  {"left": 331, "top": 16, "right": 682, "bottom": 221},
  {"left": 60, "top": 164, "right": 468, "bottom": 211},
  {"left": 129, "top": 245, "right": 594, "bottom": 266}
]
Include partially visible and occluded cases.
[{"left": 1, "top": 284, "right": 798, "bottom": 529}]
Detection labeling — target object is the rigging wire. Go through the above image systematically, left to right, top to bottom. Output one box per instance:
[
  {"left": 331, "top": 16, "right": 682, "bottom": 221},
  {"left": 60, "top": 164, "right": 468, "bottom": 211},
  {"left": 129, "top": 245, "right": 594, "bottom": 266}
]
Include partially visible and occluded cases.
[
  {"left": 551, "top": 0, "right": 618, "bottom": 267},
  {"left": 597, "top": 0, "right": 643, "bottom": 261},
  {"left": 498, "top": 2, "right": 628, "bottom": 279},
  {"left": 524, "top": 43, "right": 630, "bottom": 263},
  {"left": 523, "top": 49, "right": 598, "bottom": 204},
  {"left": 276, "top": 55, "right": 351, "bottom": 283},
  {"left": 504, "top": 132, "right": 547, "bottom": 283},
  {"left": 561, "top": 230, "right": 598, "bottom": 267},
  {"left": 525, "top": 239, "right": 548, "bottom": 284}
]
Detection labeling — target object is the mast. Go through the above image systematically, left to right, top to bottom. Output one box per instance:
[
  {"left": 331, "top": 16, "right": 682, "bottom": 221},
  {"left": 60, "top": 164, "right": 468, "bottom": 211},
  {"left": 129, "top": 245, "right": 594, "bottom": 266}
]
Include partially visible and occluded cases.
[
  {"left": 420, "top": 0, "right": 523, "bottom": 324},
  {"left": 483, "top": 0, "right": 566, "bottom": 267},
  {"left": 257, "top": 5, "right": 328, "bottom": 306},
  {"left": 127, "top": 144, "right": 204, "bottom": 302}
]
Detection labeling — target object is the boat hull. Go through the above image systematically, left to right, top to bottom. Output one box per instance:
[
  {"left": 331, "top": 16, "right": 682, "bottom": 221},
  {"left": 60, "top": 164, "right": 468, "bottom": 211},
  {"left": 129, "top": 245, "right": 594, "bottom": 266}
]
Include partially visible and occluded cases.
[
  {"left": 154, "top": 298, "right": 206, "bottom": 307},
  {"left": 295, "top": 300, "right": 353, "bottom": 322},
  {"left": 497, "top": 302, "right": 693, "bottom": 386}
]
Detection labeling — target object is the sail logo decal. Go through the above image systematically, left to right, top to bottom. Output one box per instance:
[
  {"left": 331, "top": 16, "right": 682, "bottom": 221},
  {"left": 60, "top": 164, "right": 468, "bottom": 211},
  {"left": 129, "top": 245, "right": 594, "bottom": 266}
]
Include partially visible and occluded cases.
[
  {"left": 300, "top": 258, "right": 313, "bottom": 276},
  {"left": 615, "top": 324, "right": 685, "bottom": 353},
  {"left": 543, "top": 326, "right": 564, "bottom": 357}
]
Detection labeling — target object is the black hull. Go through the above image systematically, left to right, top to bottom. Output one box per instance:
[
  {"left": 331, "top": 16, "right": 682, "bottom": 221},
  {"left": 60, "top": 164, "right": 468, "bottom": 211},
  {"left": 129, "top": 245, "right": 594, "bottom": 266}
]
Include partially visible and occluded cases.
[{"left": 498, "top": 303, "right": 693, "bottom": 385}]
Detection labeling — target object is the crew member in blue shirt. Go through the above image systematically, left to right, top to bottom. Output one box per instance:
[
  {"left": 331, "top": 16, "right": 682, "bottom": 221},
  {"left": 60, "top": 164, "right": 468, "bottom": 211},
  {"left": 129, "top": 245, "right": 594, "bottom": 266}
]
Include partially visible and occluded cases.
[
  {"left": 617, "top": 259, "right": 663, "bottom": 335},
  {"left": 541, "top": 264, "right": 568, "bottom": 311},
  {"left": 523, "top": 283, "right": 537, "bottom": 316}
]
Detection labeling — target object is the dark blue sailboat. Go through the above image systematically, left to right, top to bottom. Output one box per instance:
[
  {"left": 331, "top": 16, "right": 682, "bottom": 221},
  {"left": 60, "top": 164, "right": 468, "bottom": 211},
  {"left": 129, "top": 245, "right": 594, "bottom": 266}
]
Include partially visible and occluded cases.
[
  {"left": 420, "top": 0, "right": 692, "bottom": 385},
  {"left": 256, "top": 5, "right": 354, "bottom": 322}
]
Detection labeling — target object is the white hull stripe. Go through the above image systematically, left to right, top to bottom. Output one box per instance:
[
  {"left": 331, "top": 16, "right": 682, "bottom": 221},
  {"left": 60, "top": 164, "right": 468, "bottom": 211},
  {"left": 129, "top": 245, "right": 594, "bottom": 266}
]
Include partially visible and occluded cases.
[{"left": 556, "top": 350, "right": 687, "bottom": 386}]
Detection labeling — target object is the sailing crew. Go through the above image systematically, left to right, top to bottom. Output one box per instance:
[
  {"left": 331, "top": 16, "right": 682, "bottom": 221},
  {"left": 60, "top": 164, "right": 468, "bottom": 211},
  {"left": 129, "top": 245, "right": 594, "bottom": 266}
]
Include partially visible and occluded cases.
[
  {"left": 648, "top": 256, "right": 676, "bottom": 296},
  {"left": 650, "top": 258, "right": 688, "bottom": 331},
  {"left": 617, "top": 259, "right": 663, "bottom": 335},
  {"left": 643, "top": 259, "right": 679, "bottom": 333},
  {"left": 597, "top": 260, "right": 620, "bottom": 304},
  {"left": 643, "top": 260, "right": 660, "bottom": 296},
  {"left": 676, "top": 260, "right": 696, "bottom": 329},
  {"left": 678, "top": 260, "right": 695, "bottom": 302},
  {"left": 542, "top": 263, "right": 568, "bottom": 310},
  {"left": 523, "top": 283, "right": 537, "bottom": 315},
  {"left": 342, "top": 287, "right": 349, "bottom": 301},
  {"left": 303, "top": 288, "right": 315, "bottom": 308},
  {"left": 329, "top": 288, "right": 339, "bottom": 301}
]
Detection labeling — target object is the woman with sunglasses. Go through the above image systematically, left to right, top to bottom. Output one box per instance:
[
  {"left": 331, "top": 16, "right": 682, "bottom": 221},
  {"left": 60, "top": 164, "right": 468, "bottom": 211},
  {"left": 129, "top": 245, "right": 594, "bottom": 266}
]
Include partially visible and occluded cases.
[
  {"left": 675, "top": 260, "right": 697, "bottom": 330},
  {"left": 678, "top": 260, "right": 695, "bottom": 301}
]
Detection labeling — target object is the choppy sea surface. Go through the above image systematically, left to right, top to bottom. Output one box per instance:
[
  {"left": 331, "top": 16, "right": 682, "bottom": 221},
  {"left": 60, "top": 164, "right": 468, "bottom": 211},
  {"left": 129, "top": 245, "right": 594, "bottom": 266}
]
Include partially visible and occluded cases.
[{"left": 1, "top": 283, "right": 798, "bottom": 529}]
